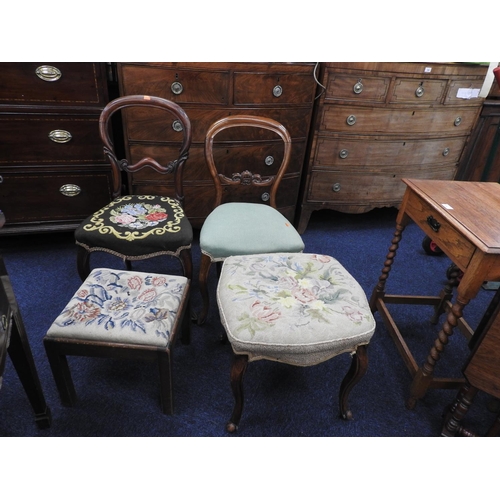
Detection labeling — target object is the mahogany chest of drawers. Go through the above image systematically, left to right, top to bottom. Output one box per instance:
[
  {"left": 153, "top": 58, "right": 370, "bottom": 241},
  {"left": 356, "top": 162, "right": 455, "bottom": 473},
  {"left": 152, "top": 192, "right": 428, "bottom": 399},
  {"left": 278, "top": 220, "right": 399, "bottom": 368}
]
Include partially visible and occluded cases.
[
  {"left": 0, "top": 62, "right": 113, "bottom": 234},
  {"left": 117, "top": 62, "right": 318, "bottom": 228},
  {"left": 296, "top": 62, "right": 488, "bottom": 233}
]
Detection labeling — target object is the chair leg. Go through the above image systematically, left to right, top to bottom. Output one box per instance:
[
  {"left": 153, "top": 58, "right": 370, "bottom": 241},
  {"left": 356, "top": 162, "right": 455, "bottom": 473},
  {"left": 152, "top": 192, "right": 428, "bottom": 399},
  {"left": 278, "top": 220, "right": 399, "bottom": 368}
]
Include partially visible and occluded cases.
[
  {"left": 76, "top": 246, "right": 91, "bottom": 281},
  {"left": 179, "top": 248, "right": 193, "bottom": 281},
  {"left": 198, "top": 253, "right": 213, "bottom": 325},
  {"left": 43, "top": 338, "right": 77, "bottom": 407},
  {"left": 339, "top": 344, "right": 368, "bottom": 421},
  {"left": 157, "top": 349, "right": 173, "bottom": 415},
  {"left": 226, "top": 354, "right": 248, "bottom": 433}
]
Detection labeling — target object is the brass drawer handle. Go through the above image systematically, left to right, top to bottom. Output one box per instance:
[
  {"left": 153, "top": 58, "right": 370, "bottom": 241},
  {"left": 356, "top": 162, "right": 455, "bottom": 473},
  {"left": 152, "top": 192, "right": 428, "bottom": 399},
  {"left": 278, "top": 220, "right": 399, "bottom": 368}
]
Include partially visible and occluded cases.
[
  {"left": 36, "top": 65, "right": 62, "bottom": 82},
  {"left": 353, "top": 79, "right": 363, "bottom": 94},
  {"left": 171, "top": 82, "right": 184, "bottom": 95},
  {"left": 272, "top": 85, "right": 283, "bottom": 98},
  {"left": 415, "top": 86, "right": 425, "bottom": 97},
  {"left": 346, "top": 115, "right": 356, "bottom": 126},
  {"left": 454, "top": 117, "right": 462, "bottom": 126},
  {"left": 172, "top": 120, "right": 183, "bottom": 132},
  {"left": 49, "top": 130, "right": 72, "bottom": 143},
  {"left": 442, "top": 148, "right": 450, "bottom": 156},
  {"left": 339, "top": 149, "right": 349, "bottom": 159},
  {"left": 265, "top": 155, "right": 274, "bottom": 166},
  {"left": 0, "top": 175, "right": 3, "bottom": 183},
  {"left": 332, "top": 183, "right": 341, "bottom": 192},
  {"left": 59, "top": 184, "right": 81, "bottom": 197},
  {"left": 261, "top": 192, "right": 270, "bottom": 202},
  {"left": 426, "top": 215, "right": 441, "bottom": 232}
]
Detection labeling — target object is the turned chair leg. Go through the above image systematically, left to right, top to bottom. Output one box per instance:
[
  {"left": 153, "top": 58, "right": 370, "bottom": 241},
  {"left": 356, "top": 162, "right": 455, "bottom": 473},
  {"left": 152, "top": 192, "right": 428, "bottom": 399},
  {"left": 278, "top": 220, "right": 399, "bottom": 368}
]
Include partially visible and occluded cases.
[
  {"left": 76, "top": 246, "right": 91, "bottom": 281},
  {"left": 198, "top": 254, "right": 213, "bottom": 325},
  {"left": 43, "top": 339, "right": 77, "bottom": 406},
  {"left": 339, "top": 344, "right": 369, "bottom": 420},
  {"left": 226, "top": 354, "right": 248, "bottom": 433}
]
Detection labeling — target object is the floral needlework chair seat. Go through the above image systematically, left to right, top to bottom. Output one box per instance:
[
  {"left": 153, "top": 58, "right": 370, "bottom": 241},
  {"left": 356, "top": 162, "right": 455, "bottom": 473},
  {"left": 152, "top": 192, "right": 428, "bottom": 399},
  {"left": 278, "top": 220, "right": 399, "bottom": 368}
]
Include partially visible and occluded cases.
[
  {"left": 75, "top": 195, "right": 193, "bottom": 260},
  {"left": 217, "top": 253, "right": 376, "bottom": 432},
  {"left": 43, "top": 268, "right": 190, "bottom": 415}
]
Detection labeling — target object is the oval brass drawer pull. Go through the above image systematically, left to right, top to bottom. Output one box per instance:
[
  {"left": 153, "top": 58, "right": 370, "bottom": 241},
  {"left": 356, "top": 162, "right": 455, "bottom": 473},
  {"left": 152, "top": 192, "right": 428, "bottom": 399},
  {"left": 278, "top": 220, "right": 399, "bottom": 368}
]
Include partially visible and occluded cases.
[
  {"left": 36, "top": 65, "right": 62, "bottom": 82},
  {"left": 171, "top": 82, "right": 184, "bottom": 95},
  {"left": 273, "top": 85, "right": 283, "bottom": 97},
  {"left": 49, "top": 130, "right": 72, "bottom": 143},
  {"left": 265, "top": 155, "right": 274, "bottom": 166},
  {"left": 59, "top": 184, "right": 81, "bottom": 197}
]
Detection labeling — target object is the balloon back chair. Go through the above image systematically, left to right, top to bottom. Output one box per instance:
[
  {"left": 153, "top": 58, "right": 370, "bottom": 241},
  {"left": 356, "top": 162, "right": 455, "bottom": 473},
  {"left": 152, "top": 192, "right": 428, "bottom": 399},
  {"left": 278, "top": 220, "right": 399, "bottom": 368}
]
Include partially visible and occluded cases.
[
  {"left": 74, "top": 95, "right": 193, "bottom": 283},
  {"left": 198, "top": 115, "right": 305, "bottom": 325}
]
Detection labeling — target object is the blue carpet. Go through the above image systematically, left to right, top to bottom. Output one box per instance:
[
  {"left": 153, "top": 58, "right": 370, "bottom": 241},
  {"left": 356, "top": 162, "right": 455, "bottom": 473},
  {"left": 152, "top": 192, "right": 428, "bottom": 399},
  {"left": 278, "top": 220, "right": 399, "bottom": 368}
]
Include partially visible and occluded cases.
[{"left": 0, "top": 207, "right": 497, "bottom": 438}]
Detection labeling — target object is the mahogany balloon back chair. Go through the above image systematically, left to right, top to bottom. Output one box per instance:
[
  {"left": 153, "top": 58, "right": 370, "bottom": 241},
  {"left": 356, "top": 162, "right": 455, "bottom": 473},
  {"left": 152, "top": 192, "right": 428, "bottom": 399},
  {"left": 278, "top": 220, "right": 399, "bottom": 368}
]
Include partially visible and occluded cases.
[
  {"left": 74, "top": 95, "right": 193, "bottom": 282},
  {"left": 198, "top": 115, "right": 305, "bottom": 325}
]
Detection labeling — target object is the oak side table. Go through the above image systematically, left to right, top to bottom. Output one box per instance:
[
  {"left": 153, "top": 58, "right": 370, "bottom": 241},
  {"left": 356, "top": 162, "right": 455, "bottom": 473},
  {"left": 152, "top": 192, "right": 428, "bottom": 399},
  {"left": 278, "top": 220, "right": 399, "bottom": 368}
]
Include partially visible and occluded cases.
[{"left": 370, "top": 179, "right": 500, "bottom": 409}]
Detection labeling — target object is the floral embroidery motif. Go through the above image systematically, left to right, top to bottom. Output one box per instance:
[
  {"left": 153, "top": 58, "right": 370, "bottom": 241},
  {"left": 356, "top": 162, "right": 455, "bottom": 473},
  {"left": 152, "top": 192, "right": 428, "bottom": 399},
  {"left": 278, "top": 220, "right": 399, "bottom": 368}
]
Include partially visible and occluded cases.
[
  {"left": 82, "top": 195, "right": 185, "bottom": 241},
  {"left": 222, "top": 254, "right": 372, "bottom": 338},
  {"left": 52, "top": 269, "right": 187, "bottom": 344}
]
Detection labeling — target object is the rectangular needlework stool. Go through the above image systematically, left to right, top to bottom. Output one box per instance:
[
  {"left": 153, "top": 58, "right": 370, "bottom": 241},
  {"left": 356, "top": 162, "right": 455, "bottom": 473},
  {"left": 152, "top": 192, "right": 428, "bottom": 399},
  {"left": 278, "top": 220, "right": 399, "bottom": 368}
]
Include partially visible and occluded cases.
[{"left": 43, "top": 268, "right": 190, "bottom": 415}]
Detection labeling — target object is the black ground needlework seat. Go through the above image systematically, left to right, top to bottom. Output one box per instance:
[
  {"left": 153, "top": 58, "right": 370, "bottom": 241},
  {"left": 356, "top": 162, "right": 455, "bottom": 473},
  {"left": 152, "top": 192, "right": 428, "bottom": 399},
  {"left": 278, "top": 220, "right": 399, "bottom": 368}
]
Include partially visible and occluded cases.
[{"left": 74, "top": 95, "right": 193, "bottom": 283}]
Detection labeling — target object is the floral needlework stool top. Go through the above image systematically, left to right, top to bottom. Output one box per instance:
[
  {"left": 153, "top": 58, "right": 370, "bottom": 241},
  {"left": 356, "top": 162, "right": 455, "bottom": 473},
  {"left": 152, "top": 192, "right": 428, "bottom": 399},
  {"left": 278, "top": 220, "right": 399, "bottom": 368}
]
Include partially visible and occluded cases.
[
  {"left": 217, "top": 253, "right": 376, "bottom": 366},
  {"left": 46, "top": 268, "right": 188, "bottom": 348}
]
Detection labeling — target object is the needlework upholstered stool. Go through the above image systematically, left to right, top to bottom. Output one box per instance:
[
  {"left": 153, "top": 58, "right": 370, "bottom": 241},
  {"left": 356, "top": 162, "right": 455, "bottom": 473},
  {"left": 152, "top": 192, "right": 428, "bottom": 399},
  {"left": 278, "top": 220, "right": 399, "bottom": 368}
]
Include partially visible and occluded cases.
[
  {"left": 217, "top": 253, "right": 376, "bottom": 432},
  {"left": 43, "top": 268, "right": 190, "bottom": 415}
]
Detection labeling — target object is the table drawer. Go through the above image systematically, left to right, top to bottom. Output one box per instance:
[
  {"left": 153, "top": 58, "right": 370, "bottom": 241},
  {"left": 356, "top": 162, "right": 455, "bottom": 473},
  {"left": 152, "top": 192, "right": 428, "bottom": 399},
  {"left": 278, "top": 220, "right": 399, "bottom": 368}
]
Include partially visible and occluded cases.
[
  {"left": 0, "top": 63, "right": 107, "bottom": 105},
  {"left": 119, "top": 64, "right": 230, "bottom": 105},
  {"left": 233, "top": 72, "right": 316, "bottom": 105},
  {"left": 389, "top": 78, "right": 446, "bottom": 105},
  {"left": 445, "top": 78, "right": 485, "bottom": 106},
  {"left": 320, "top": 104, "right": 480, "bottom": 135},
  {"left": 0, "top": 114, "right": 105, "bottom": 165},
  {"left": 313, "top": 135, "right": 467, "bottom": 167},
  {"left": 0, "top": 169, "right": 113, "bottom": 224},
  {"left": 404, "top": 190, "right": 476, "bottom": 269}
]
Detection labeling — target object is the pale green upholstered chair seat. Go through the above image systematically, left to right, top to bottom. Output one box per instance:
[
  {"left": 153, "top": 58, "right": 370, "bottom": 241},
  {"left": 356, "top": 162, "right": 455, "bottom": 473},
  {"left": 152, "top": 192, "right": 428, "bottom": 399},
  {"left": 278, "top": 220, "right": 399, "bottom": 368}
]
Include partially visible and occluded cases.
[
  {"left": 200, "top": 202, "right": 304, "bottom": 260},
  {"left": 217, "top": 252, "right": 376, "bottom": 432},
  {"left": 43, "top": 268, "right": 190, "bottom": 415}
]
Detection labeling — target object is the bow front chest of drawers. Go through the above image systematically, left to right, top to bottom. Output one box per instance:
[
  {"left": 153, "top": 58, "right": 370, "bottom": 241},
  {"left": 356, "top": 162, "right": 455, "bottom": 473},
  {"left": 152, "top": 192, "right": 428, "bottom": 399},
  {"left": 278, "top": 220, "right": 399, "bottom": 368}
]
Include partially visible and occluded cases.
[
  {"left": 117, "top": 62, "right": 318, "bottom": 228},
  {"left": 296, "top": 62, "right": 489, "bottom": 233},
  {"left": 0, "top": 63, "right": 113, "bottom": 234}
]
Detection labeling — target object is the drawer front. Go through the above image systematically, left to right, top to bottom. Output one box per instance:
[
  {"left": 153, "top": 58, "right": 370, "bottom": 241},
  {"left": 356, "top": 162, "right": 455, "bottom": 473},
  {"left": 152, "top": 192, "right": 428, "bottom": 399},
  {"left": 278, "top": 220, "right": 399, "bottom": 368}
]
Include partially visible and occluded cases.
[
  {"left": 0, "top": 63, "right": 107, "bottom": 105},
  {"left": 119, "top": 64, "right": 230, "bottom": 105},
  {"left": 233, "top": 72, "right": 316, "bottom": 105},
  {"left": 324, "top": 72, "right": 391, "bottom": 103},
  {"left": 390, "top": 78, "right": 446, "bottom": 104},
  {"left": 445, "top": 78, "right": 485, "bottom": 106},
  {"left": 320, "top": 104, "right": 479, "bottom": 135},
  {"left": 124, "top": 106, "right": 313, "bottom": 143},
  {"left": 0, "top": 114, "right": 105, "bottom": 165},
  {"left": 313, "top": 135, "right": 467, "bottom": 167},
  {"left": 129, "top": 141, "right": 306, "bottom": 182},
  {"left": 307, "top": 167, "right": 456, "bottom": 205},
  {"left": 0, "top": 170, "right": 113, "bottom": 224},
  {"left": 404, "top": 190, "right": 476, "bottom": 269}
]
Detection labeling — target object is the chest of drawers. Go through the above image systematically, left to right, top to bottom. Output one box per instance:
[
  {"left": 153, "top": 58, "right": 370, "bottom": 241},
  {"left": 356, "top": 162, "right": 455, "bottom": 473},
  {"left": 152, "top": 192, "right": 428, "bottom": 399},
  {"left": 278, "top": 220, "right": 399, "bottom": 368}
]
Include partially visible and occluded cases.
[
  {"left": 0, "top": 62, "right": 113, "bottom": 234},
  {"left": 117, "top": 62, "right": 318, "bottom": 228},
  {"left": 296, "top": 62, "right": 488, "bottom": 233}
]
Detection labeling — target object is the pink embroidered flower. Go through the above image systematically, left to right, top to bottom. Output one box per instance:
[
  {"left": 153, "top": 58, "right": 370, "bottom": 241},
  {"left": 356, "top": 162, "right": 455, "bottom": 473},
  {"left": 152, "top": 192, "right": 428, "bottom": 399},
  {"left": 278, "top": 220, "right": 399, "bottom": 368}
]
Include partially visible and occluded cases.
[
  {"left": 145, "top": 212, "right": 168, "bottom": 222},
  {"left": 114, "top": 213, "right": 136, "bottom": 225},
  {"left": 312, "top": 254, "right": 331, "bottom": 263},
  {"left": 128, "top": 275, "right": 143, "bottom": 290},
  {"left": 278, "top": 276, "right": 298, "bottom": 289},
  {"left": 152, "top": 277, "right": 167, "bottom": 286},
  {"left": 292, "top": 287, "right": 317, "bottom": 303},
  {"left": 138, "top": 288, "right": 157, "bottom": 302},
  {"left": 76, "top": 289, "right": 88, "bottom": 298},
  {"left": 251, "top": 300, "right": 281, "bottom": 323},
  {"left": 71, "top": 302, "right": 101, "bottom": 322},
  {"left": 342, "top": 305, "right": 364, "bottom": 322}
]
